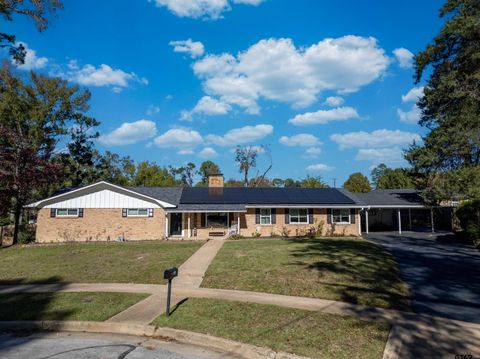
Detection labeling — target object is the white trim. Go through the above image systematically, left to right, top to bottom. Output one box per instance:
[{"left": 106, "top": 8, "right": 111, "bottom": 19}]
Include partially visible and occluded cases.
[
  {"left": 26, "top": 181, "right": 176, "bottom": 209},
  {"left": 247, "top": 205, "right": 364, "bottom": 209},
  {"left": 259, "top": 208, "right": 272, "bottom": 225},
  {"left": 166, "top": 210, "right": 247, "bottom": 213}
]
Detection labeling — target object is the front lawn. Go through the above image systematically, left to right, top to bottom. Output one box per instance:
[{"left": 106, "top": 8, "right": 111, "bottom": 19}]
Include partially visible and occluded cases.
[
  {"left": 202, "top": 238, "right": 409, "bottom": 309},
  {"left": 0, "top": 241, "right": 203, "bottom": 284},
  {"left": 0, "top": 292, "right": 148, "bottom": 321},
  {"left": 153, "top": 298, "right": 389, "bottom": 359}
]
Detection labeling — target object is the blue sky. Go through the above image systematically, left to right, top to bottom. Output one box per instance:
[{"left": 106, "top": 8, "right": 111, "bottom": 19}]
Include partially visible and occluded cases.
[{"left": 4, "top": 0, "right": 443, "bottom": 185}]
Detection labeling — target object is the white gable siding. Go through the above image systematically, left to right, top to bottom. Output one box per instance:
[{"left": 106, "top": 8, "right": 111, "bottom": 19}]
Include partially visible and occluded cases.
[{"left": 44, "top": 189, "right": 161, "bottom": 209}]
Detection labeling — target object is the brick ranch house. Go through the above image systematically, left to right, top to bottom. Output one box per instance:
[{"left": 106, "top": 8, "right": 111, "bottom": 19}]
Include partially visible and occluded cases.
[{"left": 27, "top": 174, "right": 443, "bottom": 243}]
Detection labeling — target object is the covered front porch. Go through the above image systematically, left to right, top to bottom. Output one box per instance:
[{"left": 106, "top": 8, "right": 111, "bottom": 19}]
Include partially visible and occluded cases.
[{"left": 165, "top": 210, "right": 246, "bottom": 239}]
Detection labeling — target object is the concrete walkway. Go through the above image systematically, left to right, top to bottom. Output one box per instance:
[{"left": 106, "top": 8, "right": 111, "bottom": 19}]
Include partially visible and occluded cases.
[{"left": 175, "top": 239, "right": 225, "bottom": 288}]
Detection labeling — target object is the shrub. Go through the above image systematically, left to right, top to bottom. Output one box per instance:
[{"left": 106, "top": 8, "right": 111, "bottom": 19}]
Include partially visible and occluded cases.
[
  {"left": 456, "top": 200, "right": 480, "bottom": 248},
  {"left": 17, "top": 225, "right": 36, "bottom": 244},
  {"left": 251, "top": 231, "right": 261, "bottom": 238},
  {"left": 229, "top": 234, "right": 245, "bottom": 240}
]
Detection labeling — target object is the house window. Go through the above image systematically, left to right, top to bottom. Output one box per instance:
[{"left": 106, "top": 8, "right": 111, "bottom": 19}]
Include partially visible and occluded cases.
[
  {"left": 127, "top": 208, "right": 149, "bottom": 217},
  {"left": 56, "top": 209, "right": 79, "bottom": 217},
  {"left": 260, "top": 209, "right": 271, "bottom": 225},
  {"left": 289, "top": 209, "right": 308, "bottom": 224},
  {"left": 332, "top": 209, "right": 351, "bottom": 224},
  {"left": 206, "top": 212, "right": 228, "bottom": 228}
]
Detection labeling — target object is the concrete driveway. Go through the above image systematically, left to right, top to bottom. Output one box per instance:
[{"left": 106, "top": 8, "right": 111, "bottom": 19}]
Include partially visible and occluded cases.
[{"left": 366, "top": 231, "right": 480, "bottom": 323}]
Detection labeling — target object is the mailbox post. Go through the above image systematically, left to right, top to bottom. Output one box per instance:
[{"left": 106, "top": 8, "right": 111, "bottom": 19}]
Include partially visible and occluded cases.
[{"left": 163, "top": 267, "right": 178, "bottom": 316}]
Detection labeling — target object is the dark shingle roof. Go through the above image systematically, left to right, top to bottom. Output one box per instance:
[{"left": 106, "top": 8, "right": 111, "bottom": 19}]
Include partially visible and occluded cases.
[
  {"left": 127, "top": 187, "right": 183, "bottom": 205},
  {"left": 352, "top": 189, "right": 425, "bottom": 207}
]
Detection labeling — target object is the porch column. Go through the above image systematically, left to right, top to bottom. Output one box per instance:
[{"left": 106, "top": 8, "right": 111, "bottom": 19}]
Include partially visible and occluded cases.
[
  {"left": 431, "top": 207, "right": 435, "bottom": 233},
  {"left": 408, "top": 208, "right": 412, "bottom": 230},
  {"left": 365, "top": 209, "right": 369, "bottom": 234},
  {"left": 398, "top": 209, "right": 402, "bottom": 234},
  {"left": 357, "top": 210, "right": 361, "bottom": 235},
  {"left": 181, "top": 213, "right": 185, "bottom": 239},
  {"left": 237, "top": 213, "right": 241, "bottom": 235},
  {"left": 165, "top": 214, "right": 169, "bottom": 240},
  {"left": 187, "top": 214, "right": 191, "bottom": 238}
]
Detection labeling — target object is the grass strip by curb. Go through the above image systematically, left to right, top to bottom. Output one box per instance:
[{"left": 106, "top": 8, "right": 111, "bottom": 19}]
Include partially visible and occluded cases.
[
  {"left": 0, "top": 292, "right": 148, "bottom": 321},
  {"left": 153, "top": 297, "right": 390, "bottom": 359}
]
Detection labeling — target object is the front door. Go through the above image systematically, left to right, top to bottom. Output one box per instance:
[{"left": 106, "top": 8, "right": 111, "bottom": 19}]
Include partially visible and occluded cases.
[{"left": 170, "top": 213, "right": 182, "bottom": 236}]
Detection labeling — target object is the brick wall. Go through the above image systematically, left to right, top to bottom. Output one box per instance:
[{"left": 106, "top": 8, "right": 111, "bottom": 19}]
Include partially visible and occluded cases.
[{"left": 36, "top": 208, "right": 166, "bottom": 243}]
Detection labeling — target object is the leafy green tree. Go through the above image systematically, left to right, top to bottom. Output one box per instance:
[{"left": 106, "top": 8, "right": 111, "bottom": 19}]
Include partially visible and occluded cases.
[
  {"left": 1, "top": 0, "right": 63, "bottom": 63},
  {"left": 405, "top": 0, "right": 480, "bottom": 201},
  {"left": 0, "top": 67, "right": 93, "bottom": 243},
  {"left": 234, "top": 146, "right": 258, "bottom": 187},
  {"left": 93, "top": 151, "right": 135, "bottom": 186},
  {"left": 197, "top": 160, "right": 221, "bottom": 186},
  {"left": 134, "top": 161, "right": 178, "bottom": 187},
  {"left": 171, "top": 162, "right": 197, "bottom": 187},
  {"left": 370, "top": 164, "right": 413, "bottom": 189},
  {"left": 343, "top": 172, "right": 371, "bottom": 192},
  {"left": 299, "top": 175, "right": 329, "bottom": 188}
]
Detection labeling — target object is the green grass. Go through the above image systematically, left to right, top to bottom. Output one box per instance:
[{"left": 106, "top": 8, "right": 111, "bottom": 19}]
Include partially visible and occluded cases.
[
  {"left": 202, "top": 238, "right": 409, "bottom": 309},
  {"left": 0, "top": 241, "right": 203, "bottom": 284},
  {"left": 0, "top": 292, "right": 148, "bottom": 321},
  {"left": 153, "top": 298, "right": 389, "bottom": 359}
]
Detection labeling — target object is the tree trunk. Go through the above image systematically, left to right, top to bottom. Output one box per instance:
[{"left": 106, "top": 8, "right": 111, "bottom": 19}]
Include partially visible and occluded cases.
[{"left": 12, "top": 195, "right": 21, "bottom": 245}]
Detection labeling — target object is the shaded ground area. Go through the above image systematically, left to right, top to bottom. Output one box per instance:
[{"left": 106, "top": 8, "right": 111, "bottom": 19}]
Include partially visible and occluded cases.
[
  {"left": 366, "top": 232, "right": 480, "bottom": 323},
  {"left": 202, "top": 238, "right": 409, "bottom": 309},
  {"left": 0, "top": 241, "right": 203, "bottom": 284},
  {"left": 0, "top": 292, "right": 147, "bottom": 321},
  {"left": 153, "top": 298, "right": 389, "bottom": 359},
  {"left": 0, "top": 332, "right": 236, "bottom": 359}
]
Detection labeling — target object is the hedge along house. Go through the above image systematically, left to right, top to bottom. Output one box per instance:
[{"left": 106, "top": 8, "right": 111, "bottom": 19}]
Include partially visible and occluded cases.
[{"left": 27, "top": 174, "right": 364, "bottom": 243}]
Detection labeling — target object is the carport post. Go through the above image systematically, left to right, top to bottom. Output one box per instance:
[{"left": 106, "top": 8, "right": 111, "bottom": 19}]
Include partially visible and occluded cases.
[
  {"left": 431, "top": 207, "right": 435, "bottom": 233},
  {"left": 408, "top": 208, "right": 412, "bottom": 230},
  {"left": 365, "top": 209, "right": 369, "bottom": 234},
  {"left": 398, "top": 209, "right": 402, "bottom": 234},
  {"left": 237, "top": 213, "right": 240, "bottom": 235},
  {"left": 187, "top": 214, "right": 191, "bottom": 238}
]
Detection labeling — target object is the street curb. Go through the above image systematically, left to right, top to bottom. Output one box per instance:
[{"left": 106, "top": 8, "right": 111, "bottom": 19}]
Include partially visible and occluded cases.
[{"left": 0, "top": 321, "right": 309, "bottom": 359}]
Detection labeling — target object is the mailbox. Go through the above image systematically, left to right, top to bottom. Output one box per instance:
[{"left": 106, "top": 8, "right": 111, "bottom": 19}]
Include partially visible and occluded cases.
[{"left": 164, "top": 267, "right": 178, "bottom": 281}]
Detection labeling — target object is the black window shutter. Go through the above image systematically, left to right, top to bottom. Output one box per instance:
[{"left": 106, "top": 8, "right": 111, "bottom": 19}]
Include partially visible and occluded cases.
[
  {"left": 50, "top": 208, "right": 56, "bottom": 218},
  {"left": 78, "top": 208, "right": 84, "bottom": 218},
  {"left": 122, "top": 208, "right": 127, "bottom": 217},
  {"left": 271, "top": 208, "right": 276, "bottom": 224},
  {"left": 308, "top": 208, "right": 314, "bottom": 224},
  {"left": 149, "top": 209, "right": 154, "bottom": 217},
  {"left": 255, "top": 209, "right": 260, "bottom": 224},
  {"left": 284, "top": 209, "right": 290, "bottom": 224},
  {"left": 327, "top": 209, "right": 332, "bottom": 224},
  {"left": 350, "top": 209, "right": 356, "bottom": 224},
  {"left": 201, "top": 213, "right": 206, "bottom": 227}
]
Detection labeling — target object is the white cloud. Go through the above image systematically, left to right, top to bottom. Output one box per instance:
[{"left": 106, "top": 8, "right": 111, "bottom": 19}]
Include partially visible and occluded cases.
[
  {"left": 150, "top": 0, "right": 265, "bottom": 19},
  {"left": 191, "top": 36, "right": 390, "bottom": 113},
  {"left": 170, "top": 39, "right": 205, "bottom": 58},
  {"left": 14, "top": 42, "right": 48, "bottom": 70},
  {"left": 393, "top": 47, "right": 414, "bottom": 69},
  {"left": 65, "top": 63, "right": 148, "bottom": 91},
  {"left": 401, "top": 86, "right": 424, "bottom": 103},
  {"left": 181, "top": 96, "right": 231, "bottom": 120},
  {"left": 324, "top": 96, "right": 344, "bottom": 107},
  {"left": 147, "top": 105, "right": 160, "bottom": 115},
  {"left": 397, "top": 105, "right": 421, "bottom": 124},
  {"left": 289, "top": 107, "right": 359, "bottom": 126},
  {"left": 99, "top": 120, "right": 157, "bottom": 146},
  {"left": 206, "top": 124, "right": 273, "bottom": 146},
  {"left": 154, "top": 128, "right": 203, "bottom": 150},
  {"left": 330, "top": 129, "right": 421, "bottom": 150},
  {"left": 279, "top": 134, "right": 321, "bottom": 147},
  {"left": 198, "top": 147, "right": 218, "bottom": 158},
  {"left": 303, "top": 147, "right": 322, "bottom": 158},
  {"left": 356, "top": 147, "right": 404, "bottom": 163},
  {"left": 306, "top": 163, "right": 333, "bottom": 172}
]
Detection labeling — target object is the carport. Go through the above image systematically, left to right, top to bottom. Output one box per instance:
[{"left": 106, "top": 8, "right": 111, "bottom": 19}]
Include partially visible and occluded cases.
[{"left": 353, "top": 189, "right": 437, "bottom": 234}]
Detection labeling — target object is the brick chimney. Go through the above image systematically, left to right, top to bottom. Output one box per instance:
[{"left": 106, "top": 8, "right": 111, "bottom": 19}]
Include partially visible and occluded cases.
[
  {"left": 208, "top": 173, "right": 224, "bottom": 188},
  {"left": 208, "top": 173, "right": 224, "bottom": 196}
]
